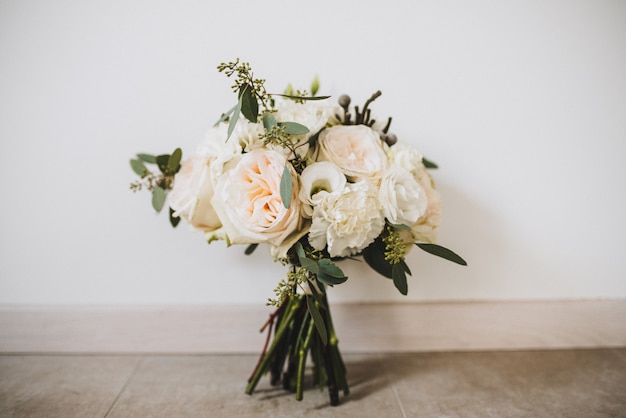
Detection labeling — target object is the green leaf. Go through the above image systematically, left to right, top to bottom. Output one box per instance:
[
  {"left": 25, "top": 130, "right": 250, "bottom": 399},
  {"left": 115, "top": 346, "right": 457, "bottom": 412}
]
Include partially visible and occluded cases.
[
  {"left": 310, "top": 75, "right": 320, "bottom": 96},
  {"left": 239, "top": 83, "right": 258, "bottom": 123},
  {"left": 274, "top": 94, "right": 331, "bottom": 101},
  {"left": 227, "top": 98, "right": 242, "bottom": 141},
  {"left": 215, "top": 103, "right": 238, "bottom": 126},
  {"left": 262, "top": 112, "right": 278, "bottom": 131},
  {"left": 279, "top": 122, "right": 310, "bottom": 135},
  {"left": 168, "top": 148, "right": 182, "bottom": 173},
  {"left": 136, "top": 153, "right": 156, "bottom": 164},
  {"left": 156, "top": 154, "right": 170, "bottom": 174},
  {"left": 422, "top": 157, "right": 438, "bottom": 169},
  {"left": 130, "top": 159, "right": 147, "bottom": 176},
  {"left": 280, "top": 163, "right": 292, "bottom": 209},
  {"left": 152, "top": 186, "right": 166, "bottom": 213},
  {"left": 169, "top": 207, "right": 180, "bottom": 228},
  {"left": 362, "top": 238, "right": 393, "bottom": 279},
  {"left": 294, "top": 242, "right": 306, "bottom": 259},
  {"left": 416, "top": 243, "right": 467, "bottom": 265},
  {"left": 244, "top": 244, "right": 258, "bottom": 255},
  {"left": 299, "top": 256, "right": 319, "bottom": 275},
  {"left": 317, "top": 259, "right": 347, "bottom": 279},
  {"left": 392, "top": 264, "right": 408, "bottom": 295},
  {"left": 317, "top": 271, "right": 348, "bottom": 286},
  {"left": 306, "top": 280, "right": 327, "bottom": 310},
  {"left": 306, "top": 296, "right": 328, "bottom": 346}
]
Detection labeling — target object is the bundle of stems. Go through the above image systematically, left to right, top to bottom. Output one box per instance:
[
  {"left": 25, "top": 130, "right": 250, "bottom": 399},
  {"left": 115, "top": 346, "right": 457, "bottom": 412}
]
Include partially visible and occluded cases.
[{"left": 245, "top": 282, "right": 349, "bottom": 406}]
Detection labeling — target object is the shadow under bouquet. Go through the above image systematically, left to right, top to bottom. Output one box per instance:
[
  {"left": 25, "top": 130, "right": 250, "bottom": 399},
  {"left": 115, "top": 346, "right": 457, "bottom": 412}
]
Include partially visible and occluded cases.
[{"left": 129, "top": 59, "right": 466, "bottom": 406}]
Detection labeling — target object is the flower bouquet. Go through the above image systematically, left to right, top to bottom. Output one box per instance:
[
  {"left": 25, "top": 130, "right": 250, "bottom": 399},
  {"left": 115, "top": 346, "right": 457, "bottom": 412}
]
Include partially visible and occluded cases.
[{"left": 129, "top": 59, "right": 466, "bottom": 406}]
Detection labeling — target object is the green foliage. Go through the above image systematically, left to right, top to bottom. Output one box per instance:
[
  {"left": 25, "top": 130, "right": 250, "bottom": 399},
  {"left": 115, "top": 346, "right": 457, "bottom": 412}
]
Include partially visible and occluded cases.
[
  {"left": 310, "top": 75, "right": 320, "bottom": 96},
  {"left": 239, "top": 83, "right": 259, "bottom": 123},
  {"left": 280, "top": 121, "right": 309, "bottom": 135},
  {"left": 422, "top": 157, "right": 438, "bottom": 169},
  {"left": 130, "top": 159, "right": 147, "bottom": 176},
  {"left": 280, "top": 164, "right": 292, "bottom": 209},
  {"left": 152, "top": 186, "right": 166, "bottom": 212},
  {"left": 169, "top": 207, "right": 180, "bottom": 228},
  {"left": 244, "top": 243, "right": 258, "bottom": 255},
  {"left": 295, "top": 243, "right": 348, "bottom": 286},
  {"left": 416, "top": 243, "right": 467, "bottom": 265},
  {"left": 392, "top": 263, "right": 408, "bottom": 295},
  {"left": 306, "top": 295, "right": 328, "bottom": 346}
]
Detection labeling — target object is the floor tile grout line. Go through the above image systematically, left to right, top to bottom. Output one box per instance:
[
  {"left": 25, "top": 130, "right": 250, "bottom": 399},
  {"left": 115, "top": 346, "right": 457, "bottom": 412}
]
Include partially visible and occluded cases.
[
  {"left": 103, "top": 355, "right": 145, "bottom": 418},
  {"left": 380, "top": 355, "right": 408, "bottom": 418}
]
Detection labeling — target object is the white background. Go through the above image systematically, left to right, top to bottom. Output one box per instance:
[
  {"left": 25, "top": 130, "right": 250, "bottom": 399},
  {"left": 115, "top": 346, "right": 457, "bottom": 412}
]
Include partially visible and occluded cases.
[{"left": 1, "top": 0, "right": 625, "bottom": 305}]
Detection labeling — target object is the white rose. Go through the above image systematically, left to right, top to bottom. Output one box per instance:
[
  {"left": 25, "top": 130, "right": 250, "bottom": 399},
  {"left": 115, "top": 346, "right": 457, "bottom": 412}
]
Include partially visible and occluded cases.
[
  {"left": 316, "top": 125, "right": 388, "bottom": 182},
  {"left": 386, "top": 141, "right": 423, "bottom": 175},
  {"left": 210, "top": 149, "right": 307, "bottom": 252},
  {"left": 298, "top": 162, "right": 347, "bottom": 217},
  {"left": 379, "top": 164, "right": 428, "bottom": 227},
  {"left": 410, "top": 164, "right": 442, "bottom": 243},
  {"left": 308, "top": 180, "right": 385, "bottom": 258}
]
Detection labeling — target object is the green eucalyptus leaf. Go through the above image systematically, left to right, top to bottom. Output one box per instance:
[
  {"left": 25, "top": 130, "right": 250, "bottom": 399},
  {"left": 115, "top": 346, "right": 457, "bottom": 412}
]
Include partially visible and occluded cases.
[
  {"left": 239, "top": 83, "right": 258, "bottom": 123},
  {"left": 274, "top": 94, "right": 331, "bottom": 101},
  {"left": 227, "top": 98, "right": 242, "bottom": 141},
  {"left": 215, "top": 103, "right": 238, "bottom": 126},
  {"left": 262, "top": 112, "right": 278, "bottom": 131},
  {"left": 279, "top": 122, "right": 310, "bottom": 135},
  {"left": 168, "top": 148, "right": 182, "bottom": 173},
  {"left": 136, "top": 153, "right": 156, "bottom": 164},
  {"left": 156, "top": 154, "right": 170, "bottom": 174},
  {"left": 422, "top": 157, "right": 438, "bottom": 169},
  {"left": 130, "top": 159, "right": 147, "bottom": 176},
  {"left": 280, "top": 163, "right": 292, "bottom": 209},
  {"left": 152, "top": 186, "right": 166, "bottom": 213},
  {"left": 169, "top": 207, "right": 181, "bottom": 228},
  {"left": 362, "top": 238, "right": 393, "bottom": 279},
  {"left": 294, "top": 242, "right": 306, "bottom": 259},
  {"left": 416, "top": 243, "right": 467, "bottom": 265},
  {"left": 244, "top": 244, "right": 258, "bottom": 255},
  {"left": 299, "top": 256, "right": 319, "bottom": 275},
  {"left": 317, "top": 259, "right": 346, "bottom": 279},
  {"left": 400, "top": 259, "right": 412, "bottom": 276},
  {"left": 392, "top": 264, "right": 408, "bottom": 295},
  {"left": 316, "top": 271, "right": 348, "bottom": 286},
  {"left": 306, "top": 296, "right": 328, "bottom": 346}
]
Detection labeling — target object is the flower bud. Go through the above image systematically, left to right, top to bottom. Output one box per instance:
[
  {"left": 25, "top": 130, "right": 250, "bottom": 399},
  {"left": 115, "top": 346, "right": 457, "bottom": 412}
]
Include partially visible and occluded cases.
[
  {"left": 338, "top": 94, "right": 351, "bottom": 109},
  {"left": 384, "top": 133, "right": 398, "bottom": 146}
]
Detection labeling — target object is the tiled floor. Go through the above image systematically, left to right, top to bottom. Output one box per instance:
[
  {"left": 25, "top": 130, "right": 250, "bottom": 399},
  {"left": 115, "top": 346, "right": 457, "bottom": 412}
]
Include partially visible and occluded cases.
[{"left": 1, "top": 349, "right": 625, "bottom": 417}]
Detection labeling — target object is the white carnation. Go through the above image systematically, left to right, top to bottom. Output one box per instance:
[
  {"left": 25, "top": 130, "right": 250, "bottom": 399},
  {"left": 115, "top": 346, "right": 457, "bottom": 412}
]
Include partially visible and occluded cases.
[{"left": 308, "top": 181, "right": 385, "bottom": 258}]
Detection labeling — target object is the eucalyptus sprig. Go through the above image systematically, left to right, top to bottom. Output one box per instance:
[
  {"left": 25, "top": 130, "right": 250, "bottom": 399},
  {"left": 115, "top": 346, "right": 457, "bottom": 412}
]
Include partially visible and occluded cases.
[{"left": 129, "top": 148, "right": 182, "bottom": 226}]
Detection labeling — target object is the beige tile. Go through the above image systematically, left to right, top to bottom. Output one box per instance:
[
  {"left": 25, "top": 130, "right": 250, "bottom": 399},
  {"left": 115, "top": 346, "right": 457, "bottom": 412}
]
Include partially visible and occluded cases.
[
  {"left": 383, "top": 349, "right": 626, "bottom": 418},
  {"left": 107, "top": 354, "right": 404, "bottom": 418},
  {"left": 0, "top": 355, "right": 139, "bottom": 418}
]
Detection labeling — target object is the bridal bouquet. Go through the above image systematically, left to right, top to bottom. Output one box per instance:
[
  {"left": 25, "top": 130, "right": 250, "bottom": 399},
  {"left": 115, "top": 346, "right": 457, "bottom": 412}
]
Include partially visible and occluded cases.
[{"left": 129, "top": 59, "right": 466, "bottom": 406}]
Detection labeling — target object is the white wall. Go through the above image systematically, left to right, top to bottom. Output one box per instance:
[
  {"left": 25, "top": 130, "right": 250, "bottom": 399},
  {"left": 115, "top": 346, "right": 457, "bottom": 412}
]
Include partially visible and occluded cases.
[{"left": 1, "top": 0, "right": 625, "bottom": 305}]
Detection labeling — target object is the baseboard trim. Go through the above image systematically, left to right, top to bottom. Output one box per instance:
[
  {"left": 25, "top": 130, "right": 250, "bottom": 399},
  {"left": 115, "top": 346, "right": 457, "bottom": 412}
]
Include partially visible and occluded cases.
[{"left": 1, "top": 300, "right": 624, "bottom": 353}]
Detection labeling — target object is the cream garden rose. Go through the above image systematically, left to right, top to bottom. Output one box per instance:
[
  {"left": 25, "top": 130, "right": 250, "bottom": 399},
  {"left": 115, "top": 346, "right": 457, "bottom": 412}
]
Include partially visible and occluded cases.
[
  {"left": 168, "top": 125, "right": 240, "bottom": 232},
  {"left": 316, "top": 125, "right": 388, "bottom": 182},
  {"left": 210, "top": 148, "right": 307, "bottom": 251},
  {"left": 379, "top": 164, "right": 428, "bottom": 227},
  {"left": 410, "top": 164, "right": 442, "bottom": 243},
  {"left": 308, "top": 180, "right": 385, "bottom": 258}
]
